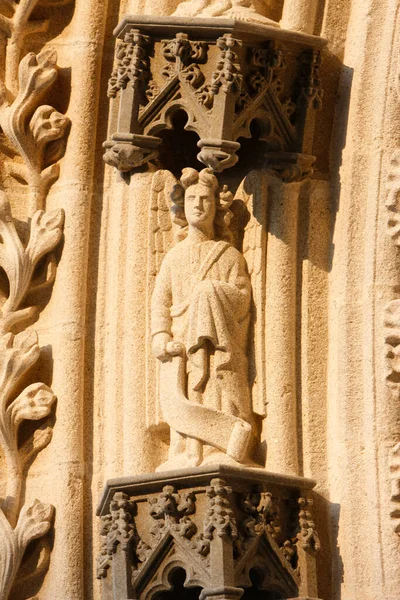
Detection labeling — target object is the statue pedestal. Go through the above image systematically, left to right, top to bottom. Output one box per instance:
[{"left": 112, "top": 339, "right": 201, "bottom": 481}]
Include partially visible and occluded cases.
[{"left": 97, "top": 465, "right": 322, "bottom": 600}]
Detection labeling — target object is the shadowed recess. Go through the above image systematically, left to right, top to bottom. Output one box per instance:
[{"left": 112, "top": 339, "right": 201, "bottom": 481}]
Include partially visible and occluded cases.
[
  {"left": 157, "top": 110, "right": 204, "bottom": 177},
  {"left": 153, "top": 567, "right": 202, "bottom": 600},
  {"left": 241, "top": 568, "right": 285, "bottom": 600}
]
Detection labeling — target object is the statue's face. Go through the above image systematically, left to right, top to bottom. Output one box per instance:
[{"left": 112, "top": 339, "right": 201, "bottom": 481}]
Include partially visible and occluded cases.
[{"left": 184, "top": 183, "right": 216, "bottom": 231}]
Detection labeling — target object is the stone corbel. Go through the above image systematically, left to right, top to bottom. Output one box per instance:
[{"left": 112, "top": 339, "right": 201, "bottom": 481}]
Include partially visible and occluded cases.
[
  {"left": 104, "top": 16, "right": 326, "bottom": 176},
  {"left": 103, "top": 133, "right": 162, "bottom": 173}
]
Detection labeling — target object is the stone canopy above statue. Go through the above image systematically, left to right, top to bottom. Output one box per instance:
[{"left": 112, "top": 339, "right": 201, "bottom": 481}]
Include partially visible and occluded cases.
[{"left": 103, "top": 15, "right": 325, "bottom": 179}]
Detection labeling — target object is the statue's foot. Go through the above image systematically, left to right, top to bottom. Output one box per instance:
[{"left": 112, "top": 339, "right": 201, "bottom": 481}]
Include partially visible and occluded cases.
[
  {"left": 172, "top": 0, "right": 280, "bottom": 25},
  {"left": 218, "top": 8, "right": 279, "bottom": 25},
  {"left": 199, "top": 450, "right": 263, "bottom": 469},
  {"left": 156, "top": 451, "right": 263, "bottom": 471},
  {"left": 155, "top": 452, "right": 202, "bottom": 472},
  {"left": 156, "top": 454, "right": 187, "bottom": 472}
]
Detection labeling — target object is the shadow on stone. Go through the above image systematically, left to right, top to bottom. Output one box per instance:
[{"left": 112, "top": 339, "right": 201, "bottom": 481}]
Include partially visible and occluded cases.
[
  {"left": 154, "top": 567, "right": 202, "bottom": 600},
  {"left": 242, "top": 567, "right": 285, "bottom": 600}
]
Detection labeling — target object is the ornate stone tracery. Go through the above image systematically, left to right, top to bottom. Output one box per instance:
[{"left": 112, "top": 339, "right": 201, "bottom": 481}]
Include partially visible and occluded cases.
[
  {"left": 104, "top": 17, "right": 325, "bottom": 177},
  {"left": 97, "top": 468, "right": 320, "bottom": 600}
]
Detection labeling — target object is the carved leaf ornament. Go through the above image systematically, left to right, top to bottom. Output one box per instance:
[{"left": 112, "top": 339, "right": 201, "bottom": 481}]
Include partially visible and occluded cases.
[
  {"left": 0, "top": 1, "right": 70, "bottom": 597},
  {"left": 0, "top": 48, "right": 70, "bottom": 210},
  {"left": 386, "top": 135, "right": 400, "bottom": 537},
  {"left": 386, "top": 149, "right": 400, "bottom": 245},
  {"left": 0, "top": 193, "right": 63, "bottom": 598}
]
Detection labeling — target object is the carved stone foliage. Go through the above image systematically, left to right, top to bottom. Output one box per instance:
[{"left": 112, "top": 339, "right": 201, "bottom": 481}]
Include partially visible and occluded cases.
[
  {"left": 0, "top": 0, "right": 71, "bottom": 213},
  {"left": 0, "top": 0, "right": 72, "bottom": 94},
  {"left": 0, "top": 2, "right": 70, "bottom": 597},
  {"left": 104, "top": 17, "right": 325, "bottom": 176},
  {"left": 385, "top": 41, "right": 400, "bottom": 533},
  {"left": 386, "top": 149, "right": 400, "bottom": 246},
  {"left": 0, "top": 192, "right": 64, "bottom": 599},
  {"left": 384, "top": 214, "right": 400, "bottom": 536},
  {"left": 384, "top": 299, "right": 400, "bottom": 387},
  {"left": 390, "top": 443, "right": 400, "bottom": 537},
  {"left": 97, "top": 467, "right": 321, "bottom": 600},
  {"left": 204, "top": 479, "right": 238, "bottom": 541},
  {"left": 149, "top": 485, "right": 196, "bottom": 539},
  {"left": 241, "top": 488, "right": 281, "bottom": 540},
  {"left": 296, "top": 497, "right": 320, "bottom": 552}
]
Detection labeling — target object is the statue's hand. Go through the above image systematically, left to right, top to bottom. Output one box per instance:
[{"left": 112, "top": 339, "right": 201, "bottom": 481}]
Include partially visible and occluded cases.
[
  {"left": 152, "top": 332, "right": 173, "bottom": 362},
  {"left": 166, "top": 341, "right": 185, "bottom": 356}
]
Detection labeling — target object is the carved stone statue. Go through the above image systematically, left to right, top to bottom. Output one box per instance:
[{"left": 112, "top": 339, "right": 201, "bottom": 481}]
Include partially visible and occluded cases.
[{"left": 151, "top": 168, "right": 263, "bottom": 470}]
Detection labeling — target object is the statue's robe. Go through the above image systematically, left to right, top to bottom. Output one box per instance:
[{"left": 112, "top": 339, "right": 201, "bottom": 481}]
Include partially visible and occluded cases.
[{"left": 151, "top": 236, "right": 252, "bottom": 424}]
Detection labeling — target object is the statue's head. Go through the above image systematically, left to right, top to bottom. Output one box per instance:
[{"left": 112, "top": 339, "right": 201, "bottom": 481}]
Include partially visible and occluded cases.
[{"left": 171, "top": 168, "right": 234, "bottom": 241}]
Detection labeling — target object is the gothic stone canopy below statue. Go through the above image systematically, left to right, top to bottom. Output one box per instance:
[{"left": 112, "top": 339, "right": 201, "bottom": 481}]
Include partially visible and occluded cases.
[
  {"left": 103, "top": 16, "right": 326, "bottom": 175},
  {"left": 97, "top": 465, "right": 321, "bottom": 600}
]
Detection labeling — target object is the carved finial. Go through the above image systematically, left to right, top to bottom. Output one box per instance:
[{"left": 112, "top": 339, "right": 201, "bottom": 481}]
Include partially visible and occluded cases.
[
  {"left": 107, "top": 28, "right": 151, "bottom": 98},
  {"left": 204, "top": 479, "right": 238, "bottom": 541},
  {"left": 242, "top": 488, "right": 281, "bottom": 540},
  {"left": 297, "top": 497, "right": 321, "bottom": 552}
]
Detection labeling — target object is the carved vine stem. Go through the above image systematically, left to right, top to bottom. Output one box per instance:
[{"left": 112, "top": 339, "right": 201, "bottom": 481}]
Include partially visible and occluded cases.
[
  {"left": 0, "top": 0, "right": 71, "bottom": 213},
  {"left": 0, "top": 0, "right": 71, "bottom": 93},
  {"left": 0, "top": 0, "right": 48, "bottom": 95},
  {"left": 0, "top": 2, "right": 70, "bottom": 597},
  {"left": 0, "top": 190, "right": 64, "bottom": 598}
]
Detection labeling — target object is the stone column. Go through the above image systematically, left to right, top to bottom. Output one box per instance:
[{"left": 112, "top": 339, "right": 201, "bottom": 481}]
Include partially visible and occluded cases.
[
  {"left": 280, "top": 0, "right": 320, "bottom": 34},
  {"left": 264, "top": 179, "right": 301, "bottom": 476}
]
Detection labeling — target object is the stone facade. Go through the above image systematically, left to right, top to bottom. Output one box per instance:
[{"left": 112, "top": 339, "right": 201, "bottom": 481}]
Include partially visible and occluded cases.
[{"left": 0, "top": 0, "right": 398, "bottom": 599}]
